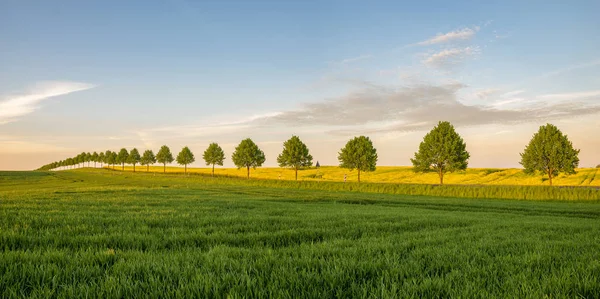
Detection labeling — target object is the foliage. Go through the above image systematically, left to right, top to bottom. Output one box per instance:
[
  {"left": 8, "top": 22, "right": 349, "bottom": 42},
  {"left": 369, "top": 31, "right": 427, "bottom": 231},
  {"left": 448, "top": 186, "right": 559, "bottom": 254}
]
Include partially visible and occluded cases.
[
  {"left": 411, "top": 121, "right": 470, "bottom": 185},
  {"left": 520, "top": 124, "right": 580, "bottom": 186},
  {"left": 277, "top": 135, "right": 313, "bottom": 180},
  {"left": 338, "top": 136, "right": 377, "bottom": 182},
  {"left": 231, "top": 138, "right": 266, "bottom": 178},
  {"left": 203, "top": 143, "right": 225, "bottom": 176},
  {"left": 156, "top": 145, "right": 174, "bottom": 173},
  {"left": 176, "top": 146, "right": 195, "bottom": 173},
  {"left": 116, "top": 148, "right": 129, "bottom": 170},
  {"left": 127, "top": 148, "right": 141, "bottom": 172},
  {"left": 140, "top": 150, "right": 157, "bottom": 172}
]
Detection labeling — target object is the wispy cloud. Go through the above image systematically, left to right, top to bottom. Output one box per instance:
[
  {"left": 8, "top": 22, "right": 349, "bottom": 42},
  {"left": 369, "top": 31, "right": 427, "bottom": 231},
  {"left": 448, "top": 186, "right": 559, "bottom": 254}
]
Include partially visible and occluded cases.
[
  {"left": 416, "top": 27, "right": 479, "bottom": 46},
  {"left": 422, "top": 47, "right": 480, "bottom": 68},
  {"left": 340, "top": 54, "right": 372, "bottom": 64},
  {"left": 536, "top": 59, "right": 600, "bottom": 80},
  {"left": 0, "top": 81, "right": 95, "bottom": 124},
  {"left": 474, "top": 88, "right": 501, "bottom": 99},
  {"left": 537, "top": 90, "right": 600, "bottom": 100}
]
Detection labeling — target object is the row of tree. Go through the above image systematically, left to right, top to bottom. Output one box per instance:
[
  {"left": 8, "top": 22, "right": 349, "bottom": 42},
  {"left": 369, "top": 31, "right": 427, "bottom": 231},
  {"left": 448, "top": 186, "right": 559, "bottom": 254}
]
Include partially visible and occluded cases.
[{"left": 38, "top": 122, "right": 580, "bottom": 185}]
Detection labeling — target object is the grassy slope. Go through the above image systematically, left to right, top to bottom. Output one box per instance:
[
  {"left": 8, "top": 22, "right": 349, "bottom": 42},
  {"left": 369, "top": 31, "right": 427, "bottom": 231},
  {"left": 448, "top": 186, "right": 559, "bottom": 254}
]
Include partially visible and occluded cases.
[
  {"left": 106, "top": 165, "right": 600, "bottom": 187},
  {"left": 1, "top": 170, "right": 600, "bottom": 298}
]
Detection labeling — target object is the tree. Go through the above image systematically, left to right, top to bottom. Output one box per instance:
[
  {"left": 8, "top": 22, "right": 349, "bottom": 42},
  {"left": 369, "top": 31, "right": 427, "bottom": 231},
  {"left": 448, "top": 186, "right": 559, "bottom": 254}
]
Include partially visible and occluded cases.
[
  {"left": 411, "top": 121, "right": 469, "bottom": 185},
  {"left": 520, "top": 123, "right": 580, "bottom": 186},
  {"left": 277, "top": 135, "right": 313, "bottom": 180},
  {"left": 338, "top": 136, "right": 378, "bottom": 183},
  {"left": 231, "top": 138, "right": 265, "bottom": 179},
  {"left": 203, "top": 143, "right": 225, "bottom": 176},
  {"left": 156, "top": 145, "right": 174, "bottom": 173},
  {"left": 176, "top": 146, "right": 195, "bottom": 174},
  {"left": 116, "top": 148, "right": 129, "bottom": 171},
  {"left": 127, "top": 148, "right": 141, "bottom": 172},
  {"left": 140, "top": 150, "right": 156, "bottom": 172},
  {"left": 105, "top": 151, "right": 115, "bottom": 169},
  {"left": 86, "top": 152, "right": 92, "bottom": 167},
  {"left": 92, "top": 152, "right": 99, "bottom": 168},
  {"left": 98, "top": 152, "right": 105, "bottom": 168},
  {"left": 110, "top": 152, "right": 118, "bottom": 169},
  {"left": 316, "top": 161, "right": 320, "bottom": 168}
]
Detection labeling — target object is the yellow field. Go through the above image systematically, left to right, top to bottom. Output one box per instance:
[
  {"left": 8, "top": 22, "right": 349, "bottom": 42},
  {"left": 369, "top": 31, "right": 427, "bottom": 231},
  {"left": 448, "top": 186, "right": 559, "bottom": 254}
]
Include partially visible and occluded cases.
[{"left": 111, "top": 165, "right": 600, "bottom": 187}]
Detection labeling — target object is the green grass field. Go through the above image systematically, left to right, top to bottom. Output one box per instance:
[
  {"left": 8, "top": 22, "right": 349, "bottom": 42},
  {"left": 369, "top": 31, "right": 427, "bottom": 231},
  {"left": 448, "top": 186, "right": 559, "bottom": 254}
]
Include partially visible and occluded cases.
[{"left": 1, "top": 170, "right": 600, "bottom": 298}]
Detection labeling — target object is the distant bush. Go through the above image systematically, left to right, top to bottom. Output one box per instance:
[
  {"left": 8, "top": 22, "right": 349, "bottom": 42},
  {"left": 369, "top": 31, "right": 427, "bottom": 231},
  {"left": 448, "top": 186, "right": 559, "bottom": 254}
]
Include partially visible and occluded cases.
[{"left": 596, "top": 164, "right": 600, "bottom": 168}]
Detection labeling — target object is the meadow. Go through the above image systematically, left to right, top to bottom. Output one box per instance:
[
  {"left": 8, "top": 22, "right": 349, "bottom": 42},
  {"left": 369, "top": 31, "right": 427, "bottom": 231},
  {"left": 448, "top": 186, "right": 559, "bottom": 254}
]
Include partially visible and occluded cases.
[
  {"left": 116, "top": 165, "right": 600, "bottom": 187},
  {"left": 1, "top": 169, "right": 600, "bottom": 298}
]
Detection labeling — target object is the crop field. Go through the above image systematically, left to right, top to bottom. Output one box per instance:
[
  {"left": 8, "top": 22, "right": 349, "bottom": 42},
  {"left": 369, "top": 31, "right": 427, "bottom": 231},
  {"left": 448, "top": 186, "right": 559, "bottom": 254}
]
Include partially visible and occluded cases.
[
  {"left": 112, "top": 165, "right": 600, "bottom": 187},
  {"left": 1, "top": 170, "right": 600, "bottom": 298}
]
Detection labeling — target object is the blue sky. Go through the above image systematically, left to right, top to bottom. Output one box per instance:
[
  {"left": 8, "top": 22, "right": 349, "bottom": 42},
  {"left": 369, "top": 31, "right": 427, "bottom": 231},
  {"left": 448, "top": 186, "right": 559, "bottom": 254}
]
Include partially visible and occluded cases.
[{"left": 1, "top": 0, "right": 599, "bottom": 170}]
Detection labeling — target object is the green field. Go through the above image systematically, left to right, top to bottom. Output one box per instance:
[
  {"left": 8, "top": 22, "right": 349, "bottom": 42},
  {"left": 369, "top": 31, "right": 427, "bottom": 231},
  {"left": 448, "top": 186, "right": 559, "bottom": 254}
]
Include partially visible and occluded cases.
[{"left": 1, "top": 170, "right": 600, "bottom": 298}]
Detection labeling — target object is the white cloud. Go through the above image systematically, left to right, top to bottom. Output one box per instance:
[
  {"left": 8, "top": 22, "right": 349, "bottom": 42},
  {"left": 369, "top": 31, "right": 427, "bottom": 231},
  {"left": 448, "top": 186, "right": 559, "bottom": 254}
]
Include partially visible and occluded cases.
[
  {"left": 417, "top": 27, "right": 479, "bottom": 46},
  {"left": 422, "top": 47, "right": 480, "bottom": 68},
  {"left": 340, "top": 54, "right": 372, "bottom": 64},
  {"left": 536, "top": 59, "right": 600, "bottom": 80},
  {"left": 0, "top": 81, "right": 95, "bottom": 124},
  {"left": 474, "top": 88, "right": 501, "bottom": 99},
  {"left": 502, "top": 90, "right": 525, "bottom": 97},
  {"left": 537, "top": 90, "right": 600, "bottom": 100}
]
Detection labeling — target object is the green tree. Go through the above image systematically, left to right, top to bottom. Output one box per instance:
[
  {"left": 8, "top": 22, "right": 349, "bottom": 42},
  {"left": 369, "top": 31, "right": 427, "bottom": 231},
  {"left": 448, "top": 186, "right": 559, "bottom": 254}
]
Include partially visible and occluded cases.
[
  {"left": 411, "top": 121, "right": 470, "bottom": 185},
  {"left": 520, "top": 123, "right": 580, "bottom": 186},
  {"left": 277, "top": 135, "right": 313, "bottom": 180},
  {"left": 338, "top": 136, "right": 378, "bottom": 183},
  {"left": 232, "top": 138, "right": 266, "bottom": 179},
  {"left": 203, "top": 143, "right": 225, "bottom": 176},
  {"left": 156, "top": 145, "right": 174, "bottom": 173},
  {"left": 176, "top": 146, "right": 195, "bottom": 174},
  {"left": 116, "top": 148, "right": 129, "bottom": 171},
  {"left": 127, "top": 148, "right": 141, "bottom": 172},
  {"left": 104, "top": 150, "right": 114, "bottom": 169},
  {"left": 140, "top": 150, "right": 157, "bottom": 172},
  {"left": 78, "top": 152, "right": 86, "bottom": 168},
  {"left": 86, "top": 152, "right": 92, "bottom": 167},
  {"left": 92, "top": 152, "right": 99, "bottom": 168},
  {"left": 98, "top": 152, "right": 105, "bottom": 168},
  {"left": 110, "top": 152, "right": 118, "bottom": 169}
]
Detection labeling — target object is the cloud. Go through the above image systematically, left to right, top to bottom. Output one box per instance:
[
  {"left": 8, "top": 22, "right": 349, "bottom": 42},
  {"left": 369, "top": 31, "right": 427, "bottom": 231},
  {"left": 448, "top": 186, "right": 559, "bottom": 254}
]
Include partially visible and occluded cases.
[
  {"left": 417, "top": 27, "right": 479, "bottom": 46},
  {"left": 422, "top": 47, "right": 480, "bottom": 68},
  {"left": 340, "top": 54, "right": 372, "bottom": 64},
  {"left": 536, "top": 59, "right": 600, "bottom": 80},
  {"left": 0, "top": 81, "right": 95, "bottom": 124},
  {"left": 474, "top": 88, "right": 501, "bottom": 99},
  {"left": 502, "top": 90, "right": 525, "bottom": 97},
  {"left": 537, "top": 90, "right": 600, "bottom": 100}
]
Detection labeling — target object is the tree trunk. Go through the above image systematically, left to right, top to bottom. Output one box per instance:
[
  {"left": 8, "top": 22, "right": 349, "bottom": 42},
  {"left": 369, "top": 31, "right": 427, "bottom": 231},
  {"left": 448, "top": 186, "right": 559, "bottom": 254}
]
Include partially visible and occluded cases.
[
  {"left": 94, "top": 162, "right": 96, "bottom": 168},
  {"left": 122, "top": 163, "right": 125, "bottom": 171},
  {"left": 164, "top": 163, "right": 166, "bottom": 173},
  {"left": 133, "top": 164, "right": 136, "bottom": 172},
  {"left": 185, "top": 164, "right": 187, "bottom": 174},
  {"left": 212, "top": 164, "right": 215, "bottom": 177},
  {"left": 147, "top": 165, "right": 149, "bottom": 172},
  {"left": 247, "top": 166, "right": 250, "bottom": 179},
  {"left": 295, "top": 166, "right": 298, "bottom": 181},
  {"left": 439, "top": 168, "right": 444, "bottom": 185},
  {"left": 358, "top": 169, "right": 361, "bottom": 183},
  {"left": 548, "top": 169, "right": 553, "bottom": 186}
]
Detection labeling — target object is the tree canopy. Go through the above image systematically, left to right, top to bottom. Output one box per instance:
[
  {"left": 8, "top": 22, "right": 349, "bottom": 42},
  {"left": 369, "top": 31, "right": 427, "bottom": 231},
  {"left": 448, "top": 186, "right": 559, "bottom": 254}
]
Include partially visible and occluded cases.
[
  {"left": 411, "top": 121, "right": 469, "bottom": 185},
  {"left": 520, "top": 123, "right": 580, "bottom": 186},
  {"left": 277, "top": 135, "right": 313, "bottom": 180},
  {"left": 338, "top": 136, "right": 377, "bottom": 183},
  {"left": 231, "top": 138, "right": 265, "bottom": 179},
  {"left": 203, "top": 143, "right": 225, "bottom": 176},
  {"left": 156, "top": 145, "right": 174, "bottom": 173},
  {"left": 176, "top": 146, "right": 195, "bottom": 173},
  {"left": 116, "top": 148, "right": 129, "bottom": 170},
  {"left": 127, "top": 148, "right": 141, "bottom": 172},
  {"left": 140, "top": 150, "right": 156, "bottom": 172}
]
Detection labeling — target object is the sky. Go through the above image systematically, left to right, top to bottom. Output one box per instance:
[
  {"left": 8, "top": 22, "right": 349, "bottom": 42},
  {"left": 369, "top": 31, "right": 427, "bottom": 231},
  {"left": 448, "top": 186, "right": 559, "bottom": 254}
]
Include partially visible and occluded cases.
[{"left": 1, "top": 0, "right": 599, "bottom": 170}]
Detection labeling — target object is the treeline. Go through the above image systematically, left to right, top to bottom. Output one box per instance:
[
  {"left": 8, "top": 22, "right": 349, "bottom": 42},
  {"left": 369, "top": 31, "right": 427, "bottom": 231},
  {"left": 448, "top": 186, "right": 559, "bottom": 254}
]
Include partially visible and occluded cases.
[{"left": 38, "top": 122, "right": 581, "bottom": 186}]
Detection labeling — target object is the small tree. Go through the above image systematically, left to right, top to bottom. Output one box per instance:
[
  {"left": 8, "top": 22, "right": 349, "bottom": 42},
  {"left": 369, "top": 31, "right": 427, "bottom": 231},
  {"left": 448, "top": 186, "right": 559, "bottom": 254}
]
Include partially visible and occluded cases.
[
  {"left": 411, "top": 121, "right": 470, "bottom": 185},
  {"left": 520, "top": 123, "right": 580, "bottom": 186},
  {"left": 277, "top": 135, "right": 313, "bottom": 180},
  {"left": 338, "top": 136, "right": 378, "bottom": 183},
  {"left": 232, "top": 138, "right": 265, "bottom": 179},
  {"left": 203, "top": 143, "right": 225, "bottom": 176},
  {"left": 156, "top": 145, "right": 174, "bottom": 173},
  {"left": 176, "top": 146, "right": 195, "bottom": 174},
  {"left": 116, "top": 148, "right": 129, "bottom": 171},
  {"left": 128, "top": 148, "right": 141, "bottom": 172},
  {"left": 140, "top": 150, "right": 157, "bottom": 172},
  {"left": 105, "top": 151, "right": 116, "bottom": 169},
  {"left": 92, "top": 152, "right": 99, "bottom": 168},
  {"left": 98, "top": 152, "right": 105, "bottom": 168},
  {"left": 110, "top": 152, "right": 118, "bottom": 169},
  {"left": 315, "top": 161, "right": 320, "bottom": 168}
]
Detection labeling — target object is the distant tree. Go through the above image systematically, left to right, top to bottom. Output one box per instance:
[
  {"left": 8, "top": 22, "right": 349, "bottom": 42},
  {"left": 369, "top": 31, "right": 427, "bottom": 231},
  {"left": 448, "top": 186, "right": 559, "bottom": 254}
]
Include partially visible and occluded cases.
[
  {"left": 411, "top": 121, "right": 469, "bottom": 185},
  {"left": 520, "top": 123, "right": 580, "bottom": 186},
  {"left": 277, "top": 135, "right": 313, "bottom": 180},
  {"left": 338, "top": 136, "right": 378, "bottom": 183},
  {"left": 231, "top": 138, "right": 265, "bottom": 179},
  {"left": 203, "top": 143, "right": 225, "bottom": 176},
  {"left": 156, "top": 145, "right": 174, "bottom": 173},
  {"left": 176, "top": 146, "right": 195, "bottom": 174},
  {"left": 116, "top": 148, "right": 129, "bottom": 171},
  {"left": 127, "top": 148, "right": 141, "bottom": 172},
  {"left": 104, "top": 150, "right": 114, "bottom": 169},
  {"left": 140, "top": 150, "right": 157, "bottom": 172},
  {"left": 78, "top": 152, "right": 86, "bottom": 168},
  {"left": 86, "top": 152, "right": 92, "bottom": 167},
  {"left": 92, "top": 152, "right": 99, "bottom": 168},
  {"left": 98, "top": 152, "right": 105, "bottom": 168},
  {"left": 110, "top": 152, "right": 118, "bottom": 169},
  {"left": 315, "top": 161, "right": 320, "bottom": 168},
  {"left": 596, "top": 164, "right": 600, "bottom": 169}
]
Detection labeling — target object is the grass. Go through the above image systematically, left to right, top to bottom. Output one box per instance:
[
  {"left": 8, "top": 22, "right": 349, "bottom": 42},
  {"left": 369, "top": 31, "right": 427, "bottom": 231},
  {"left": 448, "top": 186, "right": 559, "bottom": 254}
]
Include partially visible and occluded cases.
[
  {"left": 103, "top": 165, "right": 600, "bottom": 187},
  {"left": 1, "top": 170, "right": 600, "bottom": 298}
]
